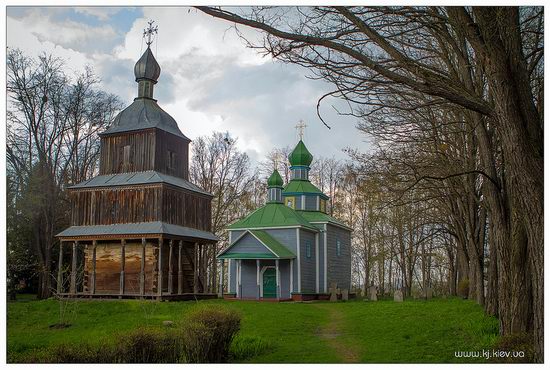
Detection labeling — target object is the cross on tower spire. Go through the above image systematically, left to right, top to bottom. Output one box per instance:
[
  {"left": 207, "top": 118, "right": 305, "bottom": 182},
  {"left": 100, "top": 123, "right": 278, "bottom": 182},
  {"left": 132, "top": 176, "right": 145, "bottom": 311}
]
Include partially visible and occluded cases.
[
  {"left": 143, "top": 20, "right": 158, "bottom": 47},
  {"left": 295, "top": 119, "right": 307, "bottom": 141}
]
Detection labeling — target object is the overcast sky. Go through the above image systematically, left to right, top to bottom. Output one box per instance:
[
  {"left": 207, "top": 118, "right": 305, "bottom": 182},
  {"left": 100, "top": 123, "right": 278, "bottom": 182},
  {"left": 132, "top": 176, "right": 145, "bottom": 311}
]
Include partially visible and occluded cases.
[{"left": 7, "top": 6, "right": 371, "bottom": 165}]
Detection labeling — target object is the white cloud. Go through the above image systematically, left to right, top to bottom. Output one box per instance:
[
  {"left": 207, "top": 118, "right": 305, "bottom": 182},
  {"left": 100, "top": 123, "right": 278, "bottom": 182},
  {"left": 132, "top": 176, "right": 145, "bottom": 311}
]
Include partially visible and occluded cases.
[
  {"left": 7, "top": 6, "right": 370, "bottom": 166},
  {"left": 74, "top": 7, "right": 123, "bottom": 21},
  {"left": 8, "top": 8, "right": 118, "bottom": 54},
  {"left": 7, "top": 15, "right": 91, "bottom": 73}
]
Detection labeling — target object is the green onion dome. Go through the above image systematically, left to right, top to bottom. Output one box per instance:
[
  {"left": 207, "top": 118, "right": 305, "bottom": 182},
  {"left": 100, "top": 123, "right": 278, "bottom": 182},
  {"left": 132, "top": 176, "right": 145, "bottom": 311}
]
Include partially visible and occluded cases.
[
  {"left": 288, "top": 140, "right": 313, "bottom": 167},
  {"left": 267, "top": 169, "right": 284, "bottom": 188}
]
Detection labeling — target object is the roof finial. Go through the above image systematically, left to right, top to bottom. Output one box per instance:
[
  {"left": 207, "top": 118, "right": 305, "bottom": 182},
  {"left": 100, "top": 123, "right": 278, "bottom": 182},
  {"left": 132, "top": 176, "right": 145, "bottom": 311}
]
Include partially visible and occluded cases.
[
  {"left": 143, "top": 20, "right": 158, "bottom": 47},
  {"left": 295, "top": 119, "right": 307, "bottom": 141}
]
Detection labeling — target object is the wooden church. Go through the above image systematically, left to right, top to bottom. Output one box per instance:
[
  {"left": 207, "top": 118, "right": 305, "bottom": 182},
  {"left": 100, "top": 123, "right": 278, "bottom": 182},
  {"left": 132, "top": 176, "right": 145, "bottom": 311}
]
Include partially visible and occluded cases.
[
  {"left": 56, "top": 23, "right": 218, "bottom": 300},
  {"left": 218, "top": 137, "right": 352, "bottom": 301}
]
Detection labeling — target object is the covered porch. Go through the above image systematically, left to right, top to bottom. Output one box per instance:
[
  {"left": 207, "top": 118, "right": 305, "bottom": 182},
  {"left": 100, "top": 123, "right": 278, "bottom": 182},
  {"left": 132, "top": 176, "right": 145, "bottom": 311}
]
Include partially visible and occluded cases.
[
  {"left": 56, "top": 222, "right": 219, "bottom": 300},
  {"left": 217, "top": 229, "right": 296, "bottom": 301}
]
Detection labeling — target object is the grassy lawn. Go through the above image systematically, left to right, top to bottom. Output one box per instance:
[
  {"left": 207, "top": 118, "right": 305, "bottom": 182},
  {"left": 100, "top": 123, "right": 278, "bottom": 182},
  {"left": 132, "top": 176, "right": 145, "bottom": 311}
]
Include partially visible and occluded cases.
[{"left": 7, "top": 296, "right": 498, "bottom": 363}]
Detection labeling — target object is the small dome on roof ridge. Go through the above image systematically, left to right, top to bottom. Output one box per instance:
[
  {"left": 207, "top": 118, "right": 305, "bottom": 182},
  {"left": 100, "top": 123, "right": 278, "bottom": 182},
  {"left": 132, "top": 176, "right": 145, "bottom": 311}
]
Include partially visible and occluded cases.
[
  {"left": 134, "top": 47, "right": 161, "bottom": 83},
  {"left": 267, "top": 169, "right": 284, "bottom": 187}
]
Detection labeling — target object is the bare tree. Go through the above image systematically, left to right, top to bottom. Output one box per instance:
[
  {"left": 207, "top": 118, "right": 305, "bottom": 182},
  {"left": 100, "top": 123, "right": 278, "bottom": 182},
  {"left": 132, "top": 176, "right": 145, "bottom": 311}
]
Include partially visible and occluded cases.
[
  {"left": 196, "top": 6, "right": 544, "bottom": 360},
  {"left": 6, "top": 49, "right": 121, "bottom": 299},
  {"left": 190, "top": 132, "right": 257, "bottom": 292}
]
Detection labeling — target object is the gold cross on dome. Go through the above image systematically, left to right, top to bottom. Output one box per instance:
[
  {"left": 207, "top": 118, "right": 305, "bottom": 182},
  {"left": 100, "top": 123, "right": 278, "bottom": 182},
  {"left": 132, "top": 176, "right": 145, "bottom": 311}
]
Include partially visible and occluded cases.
[
  {"left": 143, "top": 20, "right": 158, "bottom": 47},
  {"left": 295, "top": 119, "right": 307, "bottom": 140}
]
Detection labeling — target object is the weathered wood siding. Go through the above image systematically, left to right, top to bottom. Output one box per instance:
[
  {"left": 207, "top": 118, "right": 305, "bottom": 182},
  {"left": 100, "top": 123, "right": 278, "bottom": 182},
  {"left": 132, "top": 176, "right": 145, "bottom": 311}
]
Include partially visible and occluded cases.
[
  {"left": 99, "top": 129, "right": 189, "bottom": 179},
  {"left": 99, "top": 130, "right": 157, "bottom": 175},
  {"left": 155, "top": 130, "right": 189, "bottom": 179},
  {"left": 71, "top": 185, "right": 211, "bottom": 231},
  {"left": 161, "top": 186, "right": 212, "bottom": 230}
]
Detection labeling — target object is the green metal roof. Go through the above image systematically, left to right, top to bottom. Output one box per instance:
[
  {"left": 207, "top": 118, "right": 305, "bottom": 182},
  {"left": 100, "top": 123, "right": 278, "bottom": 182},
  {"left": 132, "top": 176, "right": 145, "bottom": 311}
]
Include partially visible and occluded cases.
[
  {"left": 289, "top": 140, "right": 313, "bottom": 167},
  {"left": 267, "top": 169, "right": 284, "bottom": 187},
  {"left": 283, "top": 179, "right": 329, "bottom": 199},
  {"left": 227, "top": 202, "right": 317, "bottom": 231},
  {"left": 296, "top": 211, "right": 352, "bottom": 231},
  {"left": 56, "top": 221, "right": 219, "bottom": 241},
  {"left": 218, "top": 230, "right": 296, "bottom": 260},
  {"left": 249, "top": 230, "right": 295, "bottom": 258},
  {"left": 218, "top": 252, "right": 275, "bottom": 259}
]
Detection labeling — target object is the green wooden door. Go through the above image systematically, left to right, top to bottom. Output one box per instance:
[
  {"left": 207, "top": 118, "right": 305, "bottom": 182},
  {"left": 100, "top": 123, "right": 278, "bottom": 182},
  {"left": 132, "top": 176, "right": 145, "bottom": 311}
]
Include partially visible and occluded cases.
[{"left": 262, "top": 268, "right": 277, "bottom": 298}]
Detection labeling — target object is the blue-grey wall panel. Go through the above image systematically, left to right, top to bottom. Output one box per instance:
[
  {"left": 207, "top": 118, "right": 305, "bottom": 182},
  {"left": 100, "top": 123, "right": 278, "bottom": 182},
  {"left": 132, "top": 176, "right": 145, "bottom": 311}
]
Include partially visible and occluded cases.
[
  {"left": 326, "top": 224, "right": 352, "bottom": 290},
  {"left": 299, "top": 229, "right": 317, "bottom": 293}
]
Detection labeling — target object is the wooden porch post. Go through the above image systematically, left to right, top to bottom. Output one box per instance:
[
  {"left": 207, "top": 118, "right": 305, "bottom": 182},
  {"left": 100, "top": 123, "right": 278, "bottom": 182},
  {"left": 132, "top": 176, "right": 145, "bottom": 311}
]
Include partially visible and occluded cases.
[
  {"left": 157, "top": 237, "right": 164, "bottom": 300},
  {"left": 140, "top": 238, "right": 146, "bottom": 296},
  {"left": 120, "top": 239, "right": 126, "bottom": 297},
  {"left": 91, "top": 240, "right": 97, "bottom": 295},
  {"left": 168, "top": 240, "right": 174, "bottom": 295},
  {"left": 57, "top": 241, "right": 64, "bottom": 294},
  {"left": 70, "top": 241, "right": 78, "bottom": 294},
  {"left": 178, "top": 241, "right": 183, "bottom": 294},
  {"left": 193, "top": 242, "right": 198, "bottom": 294},
  {"left": 198, "top": 244, "right": 203, "bottom": 293},
  {"left": 218, "top": 259, "right": 224, "bottom": 298},
  {"left": 238, "top": 259, "right": 242, "bottom": 298},
  {"left": 256, "top": 259, "right": 260, "bottom": 299},
  {"left": 275, "top": 259, "right": 280, "bottom": 299},
  {"left": 290, "top": 259, "right": 294, "bottom": 295}
]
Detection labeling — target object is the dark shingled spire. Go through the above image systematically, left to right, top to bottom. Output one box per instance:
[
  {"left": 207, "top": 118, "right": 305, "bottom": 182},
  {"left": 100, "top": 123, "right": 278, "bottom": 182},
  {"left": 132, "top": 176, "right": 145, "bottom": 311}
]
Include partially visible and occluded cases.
[
  {"left": 100, "top": 22, "right": 189, "bottom": 140},
  {"left": 134, "top": 47, "right": 161, "bottom": 83}
]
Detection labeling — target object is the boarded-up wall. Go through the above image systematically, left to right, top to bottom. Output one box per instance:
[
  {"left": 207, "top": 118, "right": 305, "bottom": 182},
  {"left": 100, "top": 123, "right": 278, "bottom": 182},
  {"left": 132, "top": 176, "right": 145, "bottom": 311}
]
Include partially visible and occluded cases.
[
  {"left": 83, "top": 241, "right": 198, "bottom": 295},
  {"left": 84, "top": 242, "right": 157, "bottom": 294}
]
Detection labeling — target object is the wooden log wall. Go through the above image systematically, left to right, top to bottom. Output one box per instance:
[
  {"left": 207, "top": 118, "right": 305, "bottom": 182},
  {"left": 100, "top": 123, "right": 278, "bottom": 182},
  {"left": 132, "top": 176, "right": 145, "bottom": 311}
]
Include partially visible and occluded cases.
[
  {"left": 99, "top": 129, "right": 189, "bottom": 179},
  {"left": 155, "top": 129, "right": 189, "bottom": 179},
  {"left": 99, "top": 130, "right": 157, "bottom": 175},
  {"left": 71, "top": 185, "right": 212, "bottom": 231},
  {"left": 71, "top": 186, "right": 161, "bottom": 226},
  {"left": 162, "top": 187, "right": 212, "bottom": 231}
]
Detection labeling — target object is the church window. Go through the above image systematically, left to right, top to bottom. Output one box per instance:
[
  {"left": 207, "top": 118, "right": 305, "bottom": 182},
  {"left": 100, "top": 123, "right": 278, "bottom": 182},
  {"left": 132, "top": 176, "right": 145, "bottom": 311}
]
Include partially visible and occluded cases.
[
  {"left": 123, "top": 145, "right": 131, "bottom": 169},
  {"left": 167, "top": 150, "right": 177, "bottom": 170},
  {"left": 285, "top": 196, "right": 295, "bottom": 209},
  {"left": 320, "top": 199, "right": 326, "bottom": 213},
  {"left": 336, "top": 239, "right": 341, "bottom": 257},
  {"left": 306, "top": 241, "right": 312, "bottom": 258}
]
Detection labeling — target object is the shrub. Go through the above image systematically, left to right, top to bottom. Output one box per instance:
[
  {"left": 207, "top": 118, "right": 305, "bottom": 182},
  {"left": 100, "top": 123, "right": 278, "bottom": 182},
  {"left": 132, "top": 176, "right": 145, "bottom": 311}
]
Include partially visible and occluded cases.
[
  {"left": 458, "top": 279, "right": 469, "bottom": 298},
  {"left": 181, "top": 305, "right": 241, "bottom": 363},
  {"left": 115, "top": 327, "right": 184, "bottom": 363},
  {"left": 13, "top": 328, "right": 185, "bottom": 363},
  {"left": 229, "top": 335, "right": 271, "bottom": 361},
  {"left": 15, "top": 342, "right": 116, "bottom": 363}
]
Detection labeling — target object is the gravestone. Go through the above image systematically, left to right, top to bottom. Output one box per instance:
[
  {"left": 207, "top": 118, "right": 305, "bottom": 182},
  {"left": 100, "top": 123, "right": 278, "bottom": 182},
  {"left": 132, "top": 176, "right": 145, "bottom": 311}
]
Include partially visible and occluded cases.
[
  {"left": 329, "top": 282, "right": 338, "bottom": 302},
  {"left": 369, "top": 285, "right": 378, "bottom": 301},
  {"left": 425, "top": 287, "right": 433, "bottom": 299},
  {"left": 341, "top": 289, "right": 349, "bottom": 301},
  {"left": 394, "top": 290, "right": 403, "bottom": 302},
  {"left": 412, "top": 290, "right": 420, "bottom": 299},
  {"left": 162, "top": 320, "right": 174, "bottom": 327}
]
